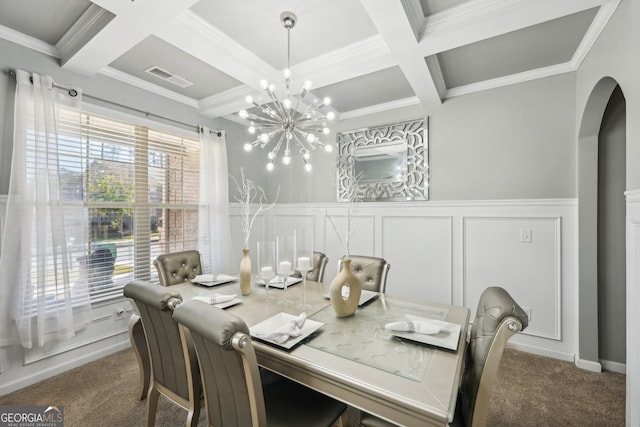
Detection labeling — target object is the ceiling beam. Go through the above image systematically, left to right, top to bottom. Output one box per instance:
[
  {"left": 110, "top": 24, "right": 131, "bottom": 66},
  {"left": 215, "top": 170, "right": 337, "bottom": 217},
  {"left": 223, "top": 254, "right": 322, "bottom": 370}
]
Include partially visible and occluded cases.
[{"left": 359, "top": 0, "right": 443, "bottom": 112}]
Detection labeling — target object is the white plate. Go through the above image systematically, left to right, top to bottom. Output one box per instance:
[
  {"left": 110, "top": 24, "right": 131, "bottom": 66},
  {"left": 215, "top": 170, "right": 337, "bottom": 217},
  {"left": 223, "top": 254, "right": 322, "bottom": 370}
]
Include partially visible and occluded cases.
[
  {"left": 192, "top": 273, "right": 237, "bottom": 287},
  {"left": 257, "top": 276, "right": 303, "bottom": 289},
  {"left": 323, "top": 289, "right": 379, "bottom": 306},
  {"left": 250, "top": 312, "right": 324, "bottom": 349},
  {"left": 390, "top": 314, "right": 462, "bottom": 351}
]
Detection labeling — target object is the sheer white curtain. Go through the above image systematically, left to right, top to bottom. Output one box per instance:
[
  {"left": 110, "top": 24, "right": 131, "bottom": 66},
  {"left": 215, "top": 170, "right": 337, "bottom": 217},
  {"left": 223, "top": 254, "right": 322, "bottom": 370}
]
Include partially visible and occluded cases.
[
  {"left": 0, "top": 70, "right": 91, "bottom": 349},
  {"left": 198, "top": 126, "right": 232, "bottom": 274}
]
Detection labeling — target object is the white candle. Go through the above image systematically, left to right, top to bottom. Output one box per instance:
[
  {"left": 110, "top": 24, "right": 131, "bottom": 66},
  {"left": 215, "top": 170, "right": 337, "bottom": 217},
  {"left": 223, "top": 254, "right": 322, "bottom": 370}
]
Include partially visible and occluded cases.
[
  {"left": 297, "top": 256, "right": 311, "bottom": 270},
  {"left": 278, "top": 261, "right": 292, "bottom": 274},
  {"left": 260, "top": 266, "right": 274, "bottom": 278}
]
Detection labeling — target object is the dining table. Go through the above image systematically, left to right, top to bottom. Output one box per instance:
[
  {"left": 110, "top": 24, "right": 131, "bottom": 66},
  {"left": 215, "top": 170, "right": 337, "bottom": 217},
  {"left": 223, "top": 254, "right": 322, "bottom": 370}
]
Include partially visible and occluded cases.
[{"left": 127, "top": 277, "right": 470, "bottom": 426}]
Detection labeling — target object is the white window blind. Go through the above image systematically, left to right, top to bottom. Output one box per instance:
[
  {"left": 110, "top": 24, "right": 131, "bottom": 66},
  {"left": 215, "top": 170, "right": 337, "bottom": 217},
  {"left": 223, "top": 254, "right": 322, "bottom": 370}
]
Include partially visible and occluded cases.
[{"left": 41, "top": 108, "right": 201, "bottom": 303}]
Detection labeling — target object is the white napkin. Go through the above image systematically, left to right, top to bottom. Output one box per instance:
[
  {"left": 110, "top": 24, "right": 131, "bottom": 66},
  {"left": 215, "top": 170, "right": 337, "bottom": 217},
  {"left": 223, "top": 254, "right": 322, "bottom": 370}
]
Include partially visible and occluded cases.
[
  {"left": 192, "top": 294, "right": 236, "bottom": 305},
  {"left": 253, "top": 312, "right": 307, "bottom": 344},
  {"left": 384, "top": 319, "right": 450, "bottom": 335}
]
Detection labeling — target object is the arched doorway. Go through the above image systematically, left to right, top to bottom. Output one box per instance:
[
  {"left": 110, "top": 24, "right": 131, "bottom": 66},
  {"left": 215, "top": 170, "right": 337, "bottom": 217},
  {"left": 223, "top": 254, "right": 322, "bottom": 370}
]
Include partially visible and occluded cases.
[{"left": 577, "top": 77, "right": 626, "bottom": 370}]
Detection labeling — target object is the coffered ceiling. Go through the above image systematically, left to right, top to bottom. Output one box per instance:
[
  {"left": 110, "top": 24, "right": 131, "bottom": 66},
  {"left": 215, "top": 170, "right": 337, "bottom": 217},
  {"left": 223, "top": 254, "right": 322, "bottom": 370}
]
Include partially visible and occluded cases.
[{"left": 0, "top": 0, "right": 619, "bottom": 122}]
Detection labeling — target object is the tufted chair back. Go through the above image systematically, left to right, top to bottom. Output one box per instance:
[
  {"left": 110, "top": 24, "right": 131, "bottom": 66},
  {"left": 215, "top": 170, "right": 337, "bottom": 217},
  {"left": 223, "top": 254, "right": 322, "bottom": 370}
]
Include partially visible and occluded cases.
[
  {"left": 154, "top": 250, "right": 203, "bottom": 286},
  {"left": 293, "top": 251, "right": 329, "bottom": 283},
  {"left": 339, "top": 255, "right": 390, "bottom": 293},
  {"left": 123, "top": 280, "right": 201, "bottom": 427},
  {"left": 459, "top": 286, "right": 528, "bottom": 427},
  {"left": 174, "top": 299, "right": 348, "bottom": 427}
]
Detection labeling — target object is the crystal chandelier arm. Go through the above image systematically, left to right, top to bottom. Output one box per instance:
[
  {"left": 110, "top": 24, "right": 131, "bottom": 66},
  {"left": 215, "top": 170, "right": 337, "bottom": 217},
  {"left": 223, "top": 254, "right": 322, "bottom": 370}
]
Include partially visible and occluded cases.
[{"left": 270, "top": 132, "right": 286, "bottom": 158}]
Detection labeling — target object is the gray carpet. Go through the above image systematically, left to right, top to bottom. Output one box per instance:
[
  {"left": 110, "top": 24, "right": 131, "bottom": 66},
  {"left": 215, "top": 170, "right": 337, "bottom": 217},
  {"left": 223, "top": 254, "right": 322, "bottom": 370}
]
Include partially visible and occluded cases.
[{"left": 0, "top": 347, "right": 625, "bottom": 426}]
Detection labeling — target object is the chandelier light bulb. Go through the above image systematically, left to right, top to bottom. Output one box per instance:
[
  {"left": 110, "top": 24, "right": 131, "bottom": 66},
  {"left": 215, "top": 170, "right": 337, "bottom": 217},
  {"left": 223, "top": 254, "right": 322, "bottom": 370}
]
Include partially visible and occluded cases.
[
  {"left": 283, "top": 68, "right": 291, "bottom": 79},
  {"left": 259, "top": 79, "right": 269, "bottom": 90},
  {"left": 303, "top": 80, "right": 312, "bottom": 90},
  {"left": 268, "top": 84, "right": 276, "bottom": 93},
  {"left": 245, "top": 95, "right": 253, "bottom": 104},
  {"left": 323, "top": 97, "right": 331, "bottom": 106},
  {"left": 283, "top": 99, "right": 292, "bottom": 109},
  {"left": 239, "top": 110, "right": 248, "bottom": 119},
  {"left": 326, "top": 111, "right": 336, "bottom": 121},
  {"left": 248, "top": 125, "right": 256, "bottom": 134},
  {"left": 322, "top": 127, "right": 330, "bottom": 135},
  {"left": 258, "top": 133, "right": 269, "bottom": 143},
  {"left": 306, "top": 133, "right": 316, "bottom": 143},
  {"left": 243, "top": 143, "right": 253, "bottom": 152},
  {"left": 324, "top": 144, "right": 333, "bottom": 153},
  {"left": 282, "top": 149, "right": 292, "bottom": 165},
  {"left": 302, "top": 150, "right": 310, "bottom": 160},
  {"left": 268, "top": 151, "right": 276, "bottom": 160},
  {"left": 266, "top": 162, "right": 274, "bottom": 171},
  {"left": 304, "top": 163, "right": 312, "bottom": 172}
]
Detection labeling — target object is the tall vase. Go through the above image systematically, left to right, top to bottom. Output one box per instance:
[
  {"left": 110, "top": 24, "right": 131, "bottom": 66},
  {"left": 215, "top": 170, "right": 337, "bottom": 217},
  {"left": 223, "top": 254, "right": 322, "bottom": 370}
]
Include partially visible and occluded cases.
[
  {"left": 240, "top": 248, "right": 252, "bottom": 295},
  {"left": 329, "top": 258, "right": 362, "bottom": 317}
]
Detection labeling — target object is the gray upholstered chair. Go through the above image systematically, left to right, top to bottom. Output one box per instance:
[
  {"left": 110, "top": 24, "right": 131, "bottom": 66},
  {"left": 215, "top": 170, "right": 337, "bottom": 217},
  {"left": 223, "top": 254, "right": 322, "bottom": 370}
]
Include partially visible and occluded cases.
[
  {"left": 153, "top": 250, "right": 203, "bottom": 286},
  {"left": 292, "top": 251, "right": 329, "bottom": 283},
  {"left": 339, "top": 255, "right": 390, "bottom": 293},
  {"left": 123, "top": 280, "right": 202, "bottom": 427},
  {"left": 360, "top": 286, "right": 528, "bottom": 427},
  {"left": 173, "top": 299, "right": 349, "bottom": 427}
]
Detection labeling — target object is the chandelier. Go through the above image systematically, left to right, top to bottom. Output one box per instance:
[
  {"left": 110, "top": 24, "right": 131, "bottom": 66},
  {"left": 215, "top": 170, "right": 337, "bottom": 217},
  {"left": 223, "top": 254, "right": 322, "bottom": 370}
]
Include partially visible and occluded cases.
[{"left": 238, "top": 11, "right": 335, "bottom": 172}]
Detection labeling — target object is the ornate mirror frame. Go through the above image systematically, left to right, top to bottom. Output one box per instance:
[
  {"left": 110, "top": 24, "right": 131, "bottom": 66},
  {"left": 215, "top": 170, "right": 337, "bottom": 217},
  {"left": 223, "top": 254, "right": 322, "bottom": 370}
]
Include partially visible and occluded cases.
[{"left": 336, "top": 117, "right": 429, "bottom": 202}]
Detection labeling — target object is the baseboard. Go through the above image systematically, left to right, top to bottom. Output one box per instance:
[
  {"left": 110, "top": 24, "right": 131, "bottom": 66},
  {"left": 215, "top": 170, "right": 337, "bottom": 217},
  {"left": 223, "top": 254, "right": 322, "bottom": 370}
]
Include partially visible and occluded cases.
[
  {"left": 0, "top": 337, "right": 131, "bottom": 396},
  {"left": 506, "top": 342, "right": 575, "bottom": 363},
  {"left": 575, "top": 358, "right": 603, "bottom": 372},
  {"left": 600, "top": 359, "right": 626, "bottom": 374}
]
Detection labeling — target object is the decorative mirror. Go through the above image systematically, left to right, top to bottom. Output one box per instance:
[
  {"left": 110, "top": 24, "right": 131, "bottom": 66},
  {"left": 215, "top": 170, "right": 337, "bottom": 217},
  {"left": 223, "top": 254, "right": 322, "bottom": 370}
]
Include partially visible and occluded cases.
[{"left": 336, "top": 118, "right": 428, "bottom": 201}]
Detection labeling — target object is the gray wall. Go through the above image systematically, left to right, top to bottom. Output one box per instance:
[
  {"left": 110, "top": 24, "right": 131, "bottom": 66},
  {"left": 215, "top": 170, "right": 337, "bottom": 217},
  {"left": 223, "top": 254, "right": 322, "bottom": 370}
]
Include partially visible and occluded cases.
[
  {"left": 265, "top": 72, "right": 577, "bottom": 203},
  {"left": 597, "top": 86, "right": 626, "bottom": 364}
]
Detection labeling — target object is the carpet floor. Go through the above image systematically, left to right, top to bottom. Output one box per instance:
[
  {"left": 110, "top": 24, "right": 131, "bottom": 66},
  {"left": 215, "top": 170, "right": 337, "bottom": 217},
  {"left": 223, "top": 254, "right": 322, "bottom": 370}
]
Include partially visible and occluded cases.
[{"left": 0, "top": 347, "right": 625, "bottom": 426}]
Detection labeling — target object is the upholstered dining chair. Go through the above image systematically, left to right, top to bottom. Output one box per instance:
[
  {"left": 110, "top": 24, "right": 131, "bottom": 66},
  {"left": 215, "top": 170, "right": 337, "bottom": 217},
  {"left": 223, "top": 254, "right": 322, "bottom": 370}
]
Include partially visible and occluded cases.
[
  {"left": 153, "top": 249, "right": 203, "bottom": 286},
  {"left": 293, "top": 251, "right": 329, "bottom": 283},
  {"left": 339, "top": 255, "right": 390, "bottom": 293},
  {"left": 123, "top": 280, "right": 202, "bottom": 427},
  {"left": 360, "top": 286, "right": 528, "bottom": 427},
  {"left": 173, "top": 299, "right": 349, "bottom": 427}
]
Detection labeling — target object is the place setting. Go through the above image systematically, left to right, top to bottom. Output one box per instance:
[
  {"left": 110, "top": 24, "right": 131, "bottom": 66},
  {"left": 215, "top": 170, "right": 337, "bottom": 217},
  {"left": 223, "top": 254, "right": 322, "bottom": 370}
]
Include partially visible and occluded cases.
[
  {"left": 191, "top": 273, "right": 238, "bottom": 287},
  {"left": 191, "top": 293, "right": 243, "bottom": 309},
  {"left": 250, "top": 311, "right": 324, "bottom": 350},
  {"left": 384, "top": 314, "right": 461, "bottom": 351}
]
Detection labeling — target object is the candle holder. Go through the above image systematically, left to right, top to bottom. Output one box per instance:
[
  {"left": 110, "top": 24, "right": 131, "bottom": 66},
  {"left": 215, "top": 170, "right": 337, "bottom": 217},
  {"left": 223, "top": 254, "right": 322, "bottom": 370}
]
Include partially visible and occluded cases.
[
  {"left": 295, "top": 228, "right": 314, "bottom": 311},
  {"left": 276, "top": 234, "right": 295, "bottom": 306},
  {"left": 257, "top": 240, "right": 275, "bottom": 300}
]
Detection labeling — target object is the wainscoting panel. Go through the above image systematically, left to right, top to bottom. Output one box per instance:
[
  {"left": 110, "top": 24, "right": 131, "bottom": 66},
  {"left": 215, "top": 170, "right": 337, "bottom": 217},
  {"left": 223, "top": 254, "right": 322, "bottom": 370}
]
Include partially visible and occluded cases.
[
  {"left": 381, "top": 215, "right": 452, "bottom": 304},
  {"left": 463, "top": 216, "right": 562, "bottom": 340}
]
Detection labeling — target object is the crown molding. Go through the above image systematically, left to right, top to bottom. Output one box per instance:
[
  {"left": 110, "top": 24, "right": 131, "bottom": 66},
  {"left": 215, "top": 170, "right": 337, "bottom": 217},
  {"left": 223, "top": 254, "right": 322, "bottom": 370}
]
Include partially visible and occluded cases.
[
  {"left": 570, "top": 0, "right": 621, "bottom": 69},
  {"left": 0, "top": 25, "right": 58, "bottom": 57},
  {"left": 445, "top": 62, "right": 575, "bottom": 99},
  {"left": 339, "top": 97, "right": 420, "bottom": 120}
]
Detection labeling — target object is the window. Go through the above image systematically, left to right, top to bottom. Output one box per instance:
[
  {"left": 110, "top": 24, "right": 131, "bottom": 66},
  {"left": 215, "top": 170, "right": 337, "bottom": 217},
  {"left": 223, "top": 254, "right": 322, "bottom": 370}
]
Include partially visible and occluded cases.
[{"left": 48, "top": 109, "right": 201, "bottom": 303}]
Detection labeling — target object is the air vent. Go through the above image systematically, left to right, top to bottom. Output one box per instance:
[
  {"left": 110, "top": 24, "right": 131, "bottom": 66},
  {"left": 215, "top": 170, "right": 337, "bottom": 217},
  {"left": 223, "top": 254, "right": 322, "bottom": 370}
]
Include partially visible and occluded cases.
[{"left": 145, "top": 66, "right": 193, "bottom": 88}]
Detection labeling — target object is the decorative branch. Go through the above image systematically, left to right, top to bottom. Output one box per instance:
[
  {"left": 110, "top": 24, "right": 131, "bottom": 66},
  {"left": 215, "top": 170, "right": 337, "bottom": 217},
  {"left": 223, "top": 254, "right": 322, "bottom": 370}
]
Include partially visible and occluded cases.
[
  {"left": 230, "top": 168, "right": 279, "bottom": 249},
  {"left": 324, "top": 172, "right": 361, "bottom": 258}
]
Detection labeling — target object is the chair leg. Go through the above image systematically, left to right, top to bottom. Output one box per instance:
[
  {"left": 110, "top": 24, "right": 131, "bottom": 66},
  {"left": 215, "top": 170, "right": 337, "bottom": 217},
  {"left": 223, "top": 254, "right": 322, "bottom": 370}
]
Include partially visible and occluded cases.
[{"left": 146, "top": 385, "right": 160, "bottom": 427}]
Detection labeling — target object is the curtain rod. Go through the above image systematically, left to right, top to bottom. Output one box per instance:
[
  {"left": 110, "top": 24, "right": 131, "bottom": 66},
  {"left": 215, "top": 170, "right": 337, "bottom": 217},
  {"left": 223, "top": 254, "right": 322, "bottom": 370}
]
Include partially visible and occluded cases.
[{"left": 8, "top": 69, "right": 223, "bottom": 137}]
